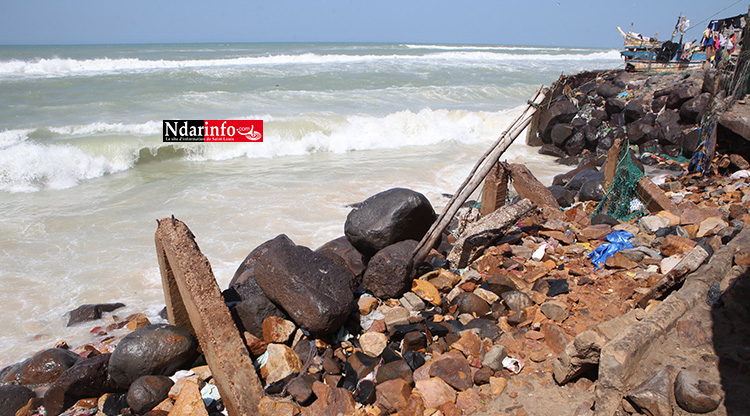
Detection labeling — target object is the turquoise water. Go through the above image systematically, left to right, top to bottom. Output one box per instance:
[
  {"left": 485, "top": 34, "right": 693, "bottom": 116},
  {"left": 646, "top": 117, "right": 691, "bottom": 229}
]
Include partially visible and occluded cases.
[{"left": 0, "top": 42, "right": 621, "bottom": 364}]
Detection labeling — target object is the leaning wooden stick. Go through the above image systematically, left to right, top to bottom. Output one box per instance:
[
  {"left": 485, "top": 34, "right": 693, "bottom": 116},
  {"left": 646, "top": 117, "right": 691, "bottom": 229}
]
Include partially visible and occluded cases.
[{"left": 409, "top": 85, "right": 547, "bottom": 270}]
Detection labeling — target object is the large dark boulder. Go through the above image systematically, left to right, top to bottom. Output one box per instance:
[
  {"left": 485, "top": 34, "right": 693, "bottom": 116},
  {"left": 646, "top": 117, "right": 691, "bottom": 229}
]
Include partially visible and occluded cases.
[
  {"left": 596, "top": 81, "right": 622, "bottom": 98},
  {"left": 667, "top": 85, "right": 701, "bottom": 109},
  {"left": 679, "top": 93, "right": 710, "bottom": 124},
  {"left": 651, "top": 95, "right": 668, "bottom": 113},
  {"left": 605, "top": 98, "right": 626, "bottom": 116},
  {"left": 538, "top": 99, "right": 578, "bottom": 142},
  {"left": 623, "top": 100, "right": 646, "bottom": 123},
  {"left": 591, "top": 108, "right": 608, "bottom": 121},
  {"left": 657, "top": 109, "right": 684, "bottom": 145},
  {"left": 627, "top": 119, "right": 656, "bottom": 145},
  {"left": 550, "top": 124, "right": 574, "bottom": 145},
  {"left": 682, "top": 128, "right": 702, "bottom": 157},
  {"left": 564, "top": 132, "right": 586, "bottom": 156},
  {"left": 538, "top": 144, "right": 567, "bottom": 158},
  {"left": 565, "top": 169, "right": 604, "bottom": 192},
  {"left": 578, "top": 180, "right": 605, "bottom": 202},
  {"left": 548, "top": 185, "right": 575, "bottom": 207},
  {"left": 344, "top": 188, "right": 435, "bottom": 258},
  {"left": 227, "top": 234, "right": 294, "bottom": 298},
  {"left": 316, "top": 236, "right": 366, "bottom": 285},
  {"left": 255, "top": 237, "right": 356, "bottom": 335},
  {"left": 362, "top": 240, "right": 418, "bottom": 299},
  {"left": 233, "top": 293, "right": 290, "bottom": 339},
  {"left": 67, "top": 303, "right": 125, "bottom": 327},
  {"left": 108, "top": 324, "right": 199, "bottom": 387},
  {"left": 1, "top": 348, "right": 81, "bottom": 386},
  {"left": 44, "top": 353, "right": 127, "bottom": 416},
  {"left": 126, "top": 375, "right": 174, "bottom": 415},
  {"left": 0, "top": 384, "right": 35, "bottom": 416}
]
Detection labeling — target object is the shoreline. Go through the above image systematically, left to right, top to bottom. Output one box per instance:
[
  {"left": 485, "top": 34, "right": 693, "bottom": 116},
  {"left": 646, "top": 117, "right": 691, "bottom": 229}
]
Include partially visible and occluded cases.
[{"left": 3, "top": 63, "right": 750, "bottom": 415}]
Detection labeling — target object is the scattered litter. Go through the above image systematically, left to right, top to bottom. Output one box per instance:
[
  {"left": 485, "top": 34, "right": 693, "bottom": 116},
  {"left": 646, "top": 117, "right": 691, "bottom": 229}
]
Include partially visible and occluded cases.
[
  {"left": 731, "top": 170, "right": 750, "bottom": 179},
  {"left": 588, "top": 230, "right": 634, "bottom": 268},
  {"left": 532, "top": 242, "right": 553, "bottom": 261},
  {"left": 546, "top": 279, "right": 570, "bottom": 297},
  {"left": 359, "top": 310, "right": 385, "bottom": 331},
  {"left": 255, "top": 350, "right": 269, "bottom": 369},
  {"left": 502, "top": 356, "right": 524, "bottom": 374},
  {"left": 169, "top": 369, "right": 195, "bottom": 383},
  {"left": 201, "top": 383, "right": 221, "bottom": 406}
]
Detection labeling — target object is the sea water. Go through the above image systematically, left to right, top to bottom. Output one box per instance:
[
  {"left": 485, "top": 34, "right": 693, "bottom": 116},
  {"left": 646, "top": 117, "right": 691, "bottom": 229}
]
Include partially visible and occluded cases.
[{"left": 0, "top": 43, "right": 621, "bottom": 365}]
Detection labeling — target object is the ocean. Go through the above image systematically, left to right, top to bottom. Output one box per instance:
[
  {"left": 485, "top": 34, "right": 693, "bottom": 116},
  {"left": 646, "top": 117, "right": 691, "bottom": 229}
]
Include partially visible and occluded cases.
[{"left": 0, "top": 42, "right": 621, "bottom": 365}]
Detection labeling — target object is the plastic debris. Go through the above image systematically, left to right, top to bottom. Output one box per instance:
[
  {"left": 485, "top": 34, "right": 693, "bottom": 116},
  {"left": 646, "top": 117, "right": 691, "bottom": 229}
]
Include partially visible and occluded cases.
[
  {"left": 731, "top": 170, "right": 750, "bottom": 179},
  {"left": 588, "top": 230, "right": 634, "bottom": 268},
  {"left": 532, "top": 242, "right": 553, "bottom": 261},
  {"left": 359, "top": 310, "right": 385, "bottom": 331},
  {"left": 502, "top": 356, "right": 524, "bottom": 374},
  {"left": 169, "top": 369, "right": 195, "bottom": 383},
  {"left": 201, "top": 383, "right": 221, "bottom": 406}
]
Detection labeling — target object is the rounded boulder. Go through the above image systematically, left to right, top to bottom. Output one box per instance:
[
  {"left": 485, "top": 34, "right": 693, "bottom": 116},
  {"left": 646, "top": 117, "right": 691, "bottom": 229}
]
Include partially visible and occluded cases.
[
  {"left": 108, "top": 324, "right": 198, "bottom": 387},
  {"left": 126, "top": 375, "right": 174, "bottom": 415}
]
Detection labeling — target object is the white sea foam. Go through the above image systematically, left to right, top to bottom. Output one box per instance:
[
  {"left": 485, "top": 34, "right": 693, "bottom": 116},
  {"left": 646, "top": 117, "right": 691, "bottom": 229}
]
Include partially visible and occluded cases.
[
  {"left": 403, "top": 44, "right": 594, "bottom": 52},
  {"left": 0, "top": 50, "right": 622, "bottom": 79},
  {"left": 0, "top": 109, "right": 514, "bottom": 192}
]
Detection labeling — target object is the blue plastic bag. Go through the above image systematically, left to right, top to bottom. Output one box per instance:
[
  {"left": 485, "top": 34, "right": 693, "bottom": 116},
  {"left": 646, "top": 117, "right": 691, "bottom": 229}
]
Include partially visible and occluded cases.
[{"left": 588, "top": 230, "right": 634, "bottom": 268}]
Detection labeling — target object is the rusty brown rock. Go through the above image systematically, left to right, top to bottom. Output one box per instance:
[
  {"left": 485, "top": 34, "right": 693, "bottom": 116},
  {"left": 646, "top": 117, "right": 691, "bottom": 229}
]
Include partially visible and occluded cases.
[
  {"left": 660, "top": 234, "right": 697, "bottom": 257},
  {"left": 262, "top": 316, "right": 296, "bottom": 344},
  {"left": 429, "top": 352, "right": 473, "bottom": 391},
  {"left": 415, "top": 377, "right": 457, "bottom": 409},
  {"left": 376, "top": 378, "right": 412, "bottom": 413}
]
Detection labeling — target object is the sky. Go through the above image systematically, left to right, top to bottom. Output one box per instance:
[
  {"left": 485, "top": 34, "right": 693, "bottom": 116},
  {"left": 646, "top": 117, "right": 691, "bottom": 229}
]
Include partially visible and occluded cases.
[{"left": 0, "top": 0, "right": 747, "bottom": 48}]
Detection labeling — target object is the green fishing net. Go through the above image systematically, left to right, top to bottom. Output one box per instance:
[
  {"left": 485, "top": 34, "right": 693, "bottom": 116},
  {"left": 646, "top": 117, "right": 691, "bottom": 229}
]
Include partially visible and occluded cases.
[{"left": 593, "top": 142, "right": 647, "bottom": 222}]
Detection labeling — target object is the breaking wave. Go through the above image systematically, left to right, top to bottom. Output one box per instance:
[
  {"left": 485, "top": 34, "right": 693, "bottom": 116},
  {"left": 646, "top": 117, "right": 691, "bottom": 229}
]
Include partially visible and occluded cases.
[
  {"left": 0, "top": 50, "right": 621, "bottom": 79},
  {"left": 0, "top": 108, "right": 518, "bottom": 193}
]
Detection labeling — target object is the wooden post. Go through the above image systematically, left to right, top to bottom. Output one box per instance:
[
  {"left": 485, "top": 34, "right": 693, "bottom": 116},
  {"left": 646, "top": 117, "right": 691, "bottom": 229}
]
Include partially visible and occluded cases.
[
  {"left": 410, "top": 85, "right": 547, "bottom": 270},
  {"left": 603, "top": 138, "right": 623, "bottom": 192},
  {"left": 480, "top": 162, "right": 509, "bottom": 217},
  {"left": 508, "top": 163, "right": 560, "bottom": 208},
  {"left": 155, "top": 217, "right": 262, "bottom": 415}
]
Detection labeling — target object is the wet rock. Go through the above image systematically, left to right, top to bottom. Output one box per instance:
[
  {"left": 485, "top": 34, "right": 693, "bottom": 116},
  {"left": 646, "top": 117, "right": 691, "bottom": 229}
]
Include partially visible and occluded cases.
[
  {"left": 538, "top": 99, "right": 578, "bottom": 142},
  {"left": 550, "top": 124, "right": 573, "bottom": 145},
  {"left": 539, "top": 144, "right": 567, "bottom": 158},
  {"left": 565, "top": 169, "right": 603, "bottom": 192},
  {"left": 578, "top": 180, "right": 605, "bottom": 202},
  {"left": 548, "top": 185, "right": 575, "bottom": 208},
  {"left": 344, "top": 188, "right": 436, "bottom": 258},
  {"left": 227, "top": 234, "right": 294, "bottom": 299},
  {"left": 255, "top": 236, "right": 355, "bottom": 336},
  {"left": 315, "top": 236, "right": 366, "bottom": 282},
  {"left": 362, "top": 240, "right": 418, "bottom": 299},
  {"left": 501, "top": 291, "right": 533, "bottom": 312},
  {"left": 454, "top": 292, "right": 491, "bottom": 316},
  {"left": 232, "top": 295, "right": 289, "bottom": 340},
  {"left": 541, "top": 300, "right": 569, "bottom": 321},
  {"left": 67, "top": 303, "right": 125, "bottom": 327},
  {"left": 108, "top": 324, "right": 199, "bottom": 387},
  {"left": 360, "top": 331, "right": 388, "bottom": 357},
  {"left": 482, "top": 345, "right": 507, "bottom": 372},
  {"left": 1, "top": 348, "right": 81, "bottom": 386},
  {"left": 44, "top": 353, "right": 126, "bottom": 416},
  {"left": 429, "top": 353, "right": 472, "bottom": 391},
  {"left": 376, "top": 359, "right": 414, "bottom": 386},
  {"left": 627, "top": 367, "right": 674, "bottom": 416},
  {"left": 674, "top": 370, "right": 722, "bottom": 413},
  {"left": 287, "top": 374, "right": 318, "bottom": 406},
  {"left": 126, "top": 375, "right": 174, "bottom": 415},
  {"left": 414, "top": 377, "right": 456, "bottom": 409},
  {"left": 376, "top": 378, "right": 412, "bottom": 413},
  {"left": 0, "top": 384, "right": 35, "bottom": 416}
]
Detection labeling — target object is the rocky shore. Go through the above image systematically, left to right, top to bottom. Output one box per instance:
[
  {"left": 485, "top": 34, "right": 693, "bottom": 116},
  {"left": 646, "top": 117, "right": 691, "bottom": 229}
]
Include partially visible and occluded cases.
[{"left": 2, "top": 66, "right": 750, "bottom": 416}]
